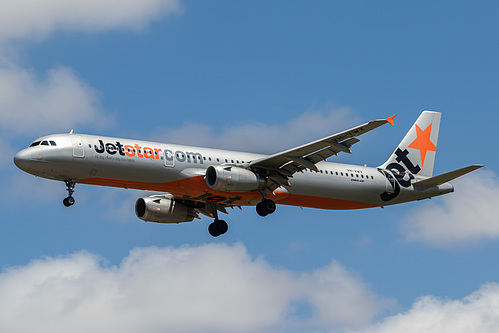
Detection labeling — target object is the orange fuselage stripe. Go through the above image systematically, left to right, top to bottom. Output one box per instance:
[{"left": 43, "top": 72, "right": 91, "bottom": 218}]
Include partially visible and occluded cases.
[{"left": 77, "top": 176, "right": 378, "bottom": 210}]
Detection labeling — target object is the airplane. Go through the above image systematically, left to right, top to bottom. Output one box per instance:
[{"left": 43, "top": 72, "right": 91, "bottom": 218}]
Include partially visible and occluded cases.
[{"left": 13, "top": 111, "right": 482, "bottom": 237}]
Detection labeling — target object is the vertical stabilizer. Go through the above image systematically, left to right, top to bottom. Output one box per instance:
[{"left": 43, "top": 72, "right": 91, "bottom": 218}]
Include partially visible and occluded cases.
[{"left": 380, "top": 111, "right": 441, "bottom": 177}]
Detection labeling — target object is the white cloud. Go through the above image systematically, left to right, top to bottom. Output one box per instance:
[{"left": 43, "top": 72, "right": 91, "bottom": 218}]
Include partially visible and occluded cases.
[
  {"left": 0, "top": 0, "right": 181, "bottom": 43},
  {"left": 0, "top": 0, "right": 182, "bottom": 136},
  {"left": 0, "top": 65, "right": 110, "bottom": 134},
  {"left": 155, "top": 107, "right": 362, "bottom": 153},
  {"left": 400, "top": 170, "right": 499, "bottom": 247},
  {"left": 0, "top": 243, "right": 389, "bottom": 333},
  {"left": 301, "top": 261, "right": 388, "bottom": 328},
  {"left": 357, "top": 283, "right": 499, "bottom": 333}
]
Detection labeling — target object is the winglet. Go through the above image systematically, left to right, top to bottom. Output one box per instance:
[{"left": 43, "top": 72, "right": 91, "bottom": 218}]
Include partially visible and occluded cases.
[{"left": 385, "top": 115, "right": 396, "bottom": 126}]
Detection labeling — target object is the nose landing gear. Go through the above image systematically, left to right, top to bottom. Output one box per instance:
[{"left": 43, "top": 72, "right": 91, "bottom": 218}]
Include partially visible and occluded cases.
[{"left": 63, "top": 179, "right": 76, "bottom": 207}]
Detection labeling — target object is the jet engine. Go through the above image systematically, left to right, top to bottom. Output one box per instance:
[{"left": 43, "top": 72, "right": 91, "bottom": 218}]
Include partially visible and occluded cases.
[
  {"left": 206, "top": 165, "right": 266, "bottom": 192},
  {"left": 135, "top": 195, "right": 196, "bottom": 223}
]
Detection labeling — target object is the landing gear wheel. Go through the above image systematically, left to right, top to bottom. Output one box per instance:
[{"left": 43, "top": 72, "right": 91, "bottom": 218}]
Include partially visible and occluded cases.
[
  {"left": 63, "top": 196, "right": 75, "bottom": 207},
  {"left": 256, "top": 199, "right": 276, "bottom": 216},
  {"left": 256, "top": 203, "right": 268, "bottom": 217},
  {"left": 208, "top": 219, "right": 229, "bottom": 237},
  {"left": 215, "top": 219, "right": 228, "bottom": 235},
  {"left": 208, "top": 223, "right": 219, "bottom": 237}
]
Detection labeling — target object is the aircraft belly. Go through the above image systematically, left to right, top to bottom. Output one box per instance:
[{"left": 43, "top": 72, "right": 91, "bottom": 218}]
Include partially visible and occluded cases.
[
  {"left": 382, "top": 183, "right": 453, "bottom": 206},
  {"left": 275, "top": 194, "right": 379, "bottom": 210}
]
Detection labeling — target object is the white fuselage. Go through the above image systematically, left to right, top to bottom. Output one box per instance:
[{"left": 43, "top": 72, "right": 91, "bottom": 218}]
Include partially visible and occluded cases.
[{"left": 14, "top": 133, "right": 453, "bottom": 210}]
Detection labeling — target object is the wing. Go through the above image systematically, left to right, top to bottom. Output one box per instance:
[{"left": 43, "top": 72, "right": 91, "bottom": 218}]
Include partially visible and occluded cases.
[{"left": 249, "top": 115, "right": 396, "bottom": 190}]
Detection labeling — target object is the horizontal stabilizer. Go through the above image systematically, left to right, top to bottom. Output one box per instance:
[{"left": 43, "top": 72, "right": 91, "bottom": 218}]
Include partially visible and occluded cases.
[{"left": 413, "top": 165, "right": 484, "bottom": 188}]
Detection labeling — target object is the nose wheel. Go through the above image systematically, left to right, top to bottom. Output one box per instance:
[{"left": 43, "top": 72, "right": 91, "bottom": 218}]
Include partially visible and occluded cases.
[
  {"left": 63, "top": 179, "right": 76, "bottom": 207},
  {"left": 63, "top": 196, "right": 75, "bottom": 207}
]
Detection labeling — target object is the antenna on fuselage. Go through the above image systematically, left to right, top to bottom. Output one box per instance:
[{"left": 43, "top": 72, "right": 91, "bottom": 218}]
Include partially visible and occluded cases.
[{"left": 69, "top": 129, "right": 74, "bottom": 134}]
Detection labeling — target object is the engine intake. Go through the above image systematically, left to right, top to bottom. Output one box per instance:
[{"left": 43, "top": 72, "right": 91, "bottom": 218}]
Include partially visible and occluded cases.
[
  {"left": 206, "top": 165, "right": 266, "bottom": 192},
  {"left": 135, "top": 195, "right": 196, "bottom": 223}
]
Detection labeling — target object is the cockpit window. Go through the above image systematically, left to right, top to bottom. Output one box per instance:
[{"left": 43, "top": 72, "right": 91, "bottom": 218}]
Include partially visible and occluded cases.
[{"left": 29, "top": 139, "right": 57, "bottom": 147}]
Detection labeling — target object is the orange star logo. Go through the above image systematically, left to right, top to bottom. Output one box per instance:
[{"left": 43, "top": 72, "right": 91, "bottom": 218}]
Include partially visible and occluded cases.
[{"left": 408, "top": 123, "right": 437, "bottom": 167}]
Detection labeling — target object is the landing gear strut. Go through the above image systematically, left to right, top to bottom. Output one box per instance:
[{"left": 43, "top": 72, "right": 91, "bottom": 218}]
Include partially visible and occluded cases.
[
  {"left": 63, "top": 179, "right": 76, "bottom": 207},
  {"left": 256, "top": 198, "right": 276, "bottom": 217},
  {"left": 206, "top": 202, "right": 229, "bottom": 237}
]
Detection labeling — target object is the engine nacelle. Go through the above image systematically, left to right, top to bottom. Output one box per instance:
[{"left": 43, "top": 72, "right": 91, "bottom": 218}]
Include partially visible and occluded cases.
[
  {"left": 206, "top": 165, "right": 266, "bottom": 192},
  {"left": 135, "top": 195, "right": 196, "bottom": 223}
]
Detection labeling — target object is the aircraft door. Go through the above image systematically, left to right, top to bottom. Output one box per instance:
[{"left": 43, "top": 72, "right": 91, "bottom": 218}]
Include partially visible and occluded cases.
[
  {"left": 71, "top": 135, "right": 85, "bottom": 158},
  {"left": 163, "top": 146, "right": 174, "bottom": 167}
]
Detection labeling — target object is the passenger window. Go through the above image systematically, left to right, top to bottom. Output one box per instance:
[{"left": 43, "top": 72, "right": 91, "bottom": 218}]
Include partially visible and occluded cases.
[
  {"left": 41, "top": 140, "right": 49, "bottom": 146},
  {"left": 29, "top": 141, "right": 41, "bottom": 147}
]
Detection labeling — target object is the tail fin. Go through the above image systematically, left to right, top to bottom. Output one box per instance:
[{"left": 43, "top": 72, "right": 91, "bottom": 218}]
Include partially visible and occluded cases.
[{"left": 380, "top": 111, "right": 441, "bottom": 177}]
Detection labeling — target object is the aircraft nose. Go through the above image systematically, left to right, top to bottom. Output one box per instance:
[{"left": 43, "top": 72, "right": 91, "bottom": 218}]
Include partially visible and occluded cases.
[{"left": 13, "top": 149, "right": 31, "bottom": 171}]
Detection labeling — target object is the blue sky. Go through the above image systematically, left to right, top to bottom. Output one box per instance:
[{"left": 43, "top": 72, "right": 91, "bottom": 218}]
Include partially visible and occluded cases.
[{"left": 1, "top": 1, "right": 499, "bottom": 332}]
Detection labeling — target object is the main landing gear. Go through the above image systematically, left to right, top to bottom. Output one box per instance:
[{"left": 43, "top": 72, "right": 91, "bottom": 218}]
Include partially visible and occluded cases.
[
  {"left": 63, "top": 179, "right": 76, "bottom": 207},
  {"left": 207, "top": 198, "right": 276, "bottom": 237},
  {"left": 256, "top": 198, "right": 276, "bottom": 217},
  {"left": 206, "top": 202, "right": 229, "bottom": 237},
  {"left": 208, "top": 219, "right": 229, "bottom": 237}
]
